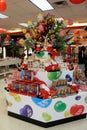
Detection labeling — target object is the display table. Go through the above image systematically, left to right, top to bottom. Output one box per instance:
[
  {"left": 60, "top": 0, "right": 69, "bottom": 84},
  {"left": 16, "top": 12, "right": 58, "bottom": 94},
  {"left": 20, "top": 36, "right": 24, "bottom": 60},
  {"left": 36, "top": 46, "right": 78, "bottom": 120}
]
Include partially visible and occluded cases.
[
  {"left": 0, "top": 58, "right": 21, "bottom": 76},
  {"left": 5, "top": 91, "right": 87, "bottom": 127}
]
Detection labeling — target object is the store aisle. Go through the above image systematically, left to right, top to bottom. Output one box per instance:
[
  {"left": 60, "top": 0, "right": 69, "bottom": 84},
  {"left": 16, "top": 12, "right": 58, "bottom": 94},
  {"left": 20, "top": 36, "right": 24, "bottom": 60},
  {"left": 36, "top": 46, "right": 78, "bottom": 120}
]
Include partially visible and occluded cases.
[{"left": 0, "top": 79, "right": 87, "bottom": 130}]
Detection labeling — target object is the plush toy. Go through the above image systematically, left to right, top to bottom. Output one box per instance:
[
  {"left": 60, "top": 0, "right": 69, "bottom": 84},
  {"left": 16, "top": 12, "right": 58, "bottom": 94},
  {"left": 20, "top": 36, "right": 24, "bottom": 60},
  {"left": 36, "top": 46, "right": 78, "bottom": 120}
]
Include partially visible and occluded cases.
[
  {"left": 35, "top": 44, "right": 42, "bottom": 53},
  {"left": 47, "top": 45, "right": 60, "bottom": 60},
  {"left": 20, "top": 64, "right": 28, "bottom": 70},
  {"left": 45, "top": 64, "right": 60, "bottom": 72}
]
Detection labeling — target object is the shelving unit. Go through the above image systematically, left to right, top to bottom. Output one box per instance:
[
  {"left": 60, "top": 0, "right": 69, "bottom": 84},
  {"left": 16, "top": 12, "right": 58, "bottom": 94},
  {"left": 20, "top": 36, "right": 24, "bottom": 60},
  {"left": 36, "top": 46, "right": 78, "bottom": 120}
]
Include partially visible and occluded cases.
[
  {"left": 0, "top": 58, "right": 21, "bottom": 76},
  {"left": 5, "top": 61, "right": 87, "bottom": 127}
]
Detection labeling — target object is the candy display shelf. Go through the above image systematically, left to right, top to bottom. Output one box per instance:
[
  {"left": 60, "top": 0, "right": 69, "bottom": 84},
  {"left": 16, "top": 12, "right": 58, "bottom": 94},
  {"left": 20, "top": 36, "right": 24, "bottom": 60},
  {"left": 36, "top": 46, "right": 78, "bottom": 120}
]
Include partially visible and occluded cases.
[
  {"left": 3, "top": 13, "right": 87, "bottom": 128},
  {"left": 4, "top": 63, "right": 87, "bottom": 127},
  {"left": 5, "top": 90, "right": 87, "bottom": 128}
]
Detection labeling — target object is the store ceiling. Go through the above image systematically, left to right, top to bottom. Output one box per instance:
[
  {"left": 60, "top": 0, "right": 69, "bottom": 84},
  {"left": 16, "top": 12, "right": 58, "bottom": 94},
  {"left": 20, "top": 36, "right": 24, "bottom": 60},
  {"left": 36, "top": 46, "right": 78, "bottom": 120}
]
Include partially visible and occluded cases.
[{"left": 0, "top": 0, "right": 87, "bottom": 31}]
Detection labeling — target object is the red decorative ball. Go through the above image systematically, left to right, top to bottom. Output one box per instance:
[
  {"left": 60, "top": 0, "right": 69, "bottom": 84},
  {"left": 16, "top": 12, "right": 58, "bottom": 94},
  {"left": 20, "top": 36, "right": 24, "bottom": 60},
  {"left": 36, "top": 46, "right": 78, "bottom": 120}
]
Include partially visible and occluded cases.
[
  {"left": 0, "top": 0, "right": 7, "bottom": 12},
  {"left": 70, "top": 0, "right": 85, "bottom": 4},
  {"left": 0, "top": 28, "right": 6, "bottom": 33}
]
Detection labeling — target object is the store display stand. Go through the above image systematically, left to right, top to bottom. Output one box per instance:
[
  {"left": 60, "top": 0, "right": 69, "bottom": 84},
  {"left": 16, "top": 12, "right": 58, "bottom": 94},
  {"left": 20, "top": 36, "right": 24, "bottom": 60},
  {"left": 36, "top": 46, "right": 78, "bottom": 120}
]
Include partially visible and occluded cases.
[
  {"left": 4, "top": 14, "right": 87, "bottom": 128},
  {"left": 4, "top": 53, "right": 87, "bottom": 128},
  {"left": 5, "top": 53, "right": 87, "bottom": 128},
  {"left": 5, "top": 89, "right": 87, "bottom": 128},
  {"left": 8, "top": 111, "right": 86, "bottom": 128}
]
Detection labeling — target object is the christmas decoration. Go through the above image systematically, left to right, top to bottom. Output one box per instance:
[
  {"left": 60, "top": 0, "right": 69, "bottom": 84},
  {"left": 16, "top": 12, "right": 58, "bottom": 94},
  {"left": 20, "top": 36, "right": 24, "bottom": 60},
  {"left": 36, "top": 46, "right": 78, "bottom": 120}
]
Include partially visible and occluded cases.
[
  {"left": 0, "top": 0, "right": 7, "bottom": 12},
  {"left": 69, "top": 0, "right": 85, "bottom": 4}
]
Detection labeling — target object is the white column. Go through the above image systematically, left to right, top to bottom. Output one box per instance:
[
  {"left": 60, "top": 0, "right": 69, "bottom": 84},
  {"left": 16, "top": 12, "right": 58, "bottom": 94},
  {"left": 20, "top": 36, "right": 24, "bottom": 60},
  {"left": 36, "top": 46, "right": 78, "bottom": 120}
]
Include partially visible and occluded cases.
[{"left": 3, "top": 47, "right": 6, "bottom": 59}]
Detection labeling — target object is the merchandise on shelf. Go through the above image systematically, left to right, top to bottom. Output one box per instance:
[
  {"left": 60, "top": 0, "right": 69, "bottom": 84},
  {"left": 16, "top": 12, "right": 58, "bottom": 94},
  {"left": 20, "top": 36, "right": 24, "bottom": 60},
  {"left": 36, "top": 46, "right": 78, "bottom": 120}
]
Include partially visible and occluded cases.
[
  {"left": 5, "top": 14, "right": 87, "bottom": 99},
  {"left": 5, "top": 50, "right": 79, "bottom": 99}
]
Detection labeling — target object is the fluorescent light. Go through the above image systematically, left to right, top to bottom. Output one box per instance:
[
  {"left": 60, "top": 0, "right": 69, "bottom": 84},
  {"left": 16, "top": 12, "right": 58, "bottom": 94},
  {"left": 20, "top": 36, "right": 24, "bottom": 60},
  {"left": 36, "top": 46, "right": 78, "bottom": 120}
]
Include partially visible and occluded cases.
[
  {"left": 29, "top": 0, "right": 54, "bottom": 11},
  {"left": 0, "top": 13, "right": 8, "bottom": 19},
  {"left": 68, "top": 22, "right": 87, "bottom": 27},
  {"left": 19, "top": 23, "right": 28, "bottom": 27},
  {"left": 7, "top": 29, "right": 22, "bottom": 33}
]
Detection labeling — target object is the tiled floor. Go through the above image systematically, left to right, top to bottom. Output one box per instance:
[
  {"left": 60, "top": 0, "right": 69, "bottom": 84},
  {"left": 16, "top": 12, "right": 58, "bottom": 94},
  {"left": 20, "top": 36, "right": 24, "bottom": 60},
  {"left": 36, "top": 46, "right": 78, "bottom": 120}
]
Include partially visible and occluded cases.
[{"left": 0, "top": 78, "right": 87, "bottom": 130}]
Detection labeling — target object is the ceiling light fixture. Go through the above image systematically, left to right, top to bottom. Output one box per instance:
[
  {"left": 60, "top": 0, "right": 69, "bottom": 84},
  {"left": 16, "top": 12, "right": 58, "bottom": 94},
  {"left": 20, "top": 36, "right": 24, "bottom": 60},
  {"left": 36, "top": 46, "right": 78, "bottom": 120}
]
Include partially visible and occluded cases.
[
  {"left": 29, "top": 0, "right": 54, "bottom": 11},
  {"left": 0, "top": 13, "right": 8, "bottom": 18},
  {"left": 67, "top": 22, "right": 87, "bottom": 27},
  {"left": 19, "top": 23, "right": 28, "bottom": 27},
  {"left": 7, "top": 29, "right": 22, "bottom": 33}
]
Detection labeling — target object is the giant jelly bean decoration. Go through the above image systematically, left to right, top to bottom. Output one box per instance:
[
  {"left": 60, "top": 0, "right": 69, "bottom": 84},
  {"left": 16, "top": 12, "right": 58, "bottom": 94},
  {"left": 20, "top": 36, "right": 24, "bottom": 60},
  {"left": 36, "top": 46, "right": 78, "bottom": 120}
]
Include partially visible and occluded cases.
[{"left": 54, "top": 101, "right": 66, "bottom": 112}]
